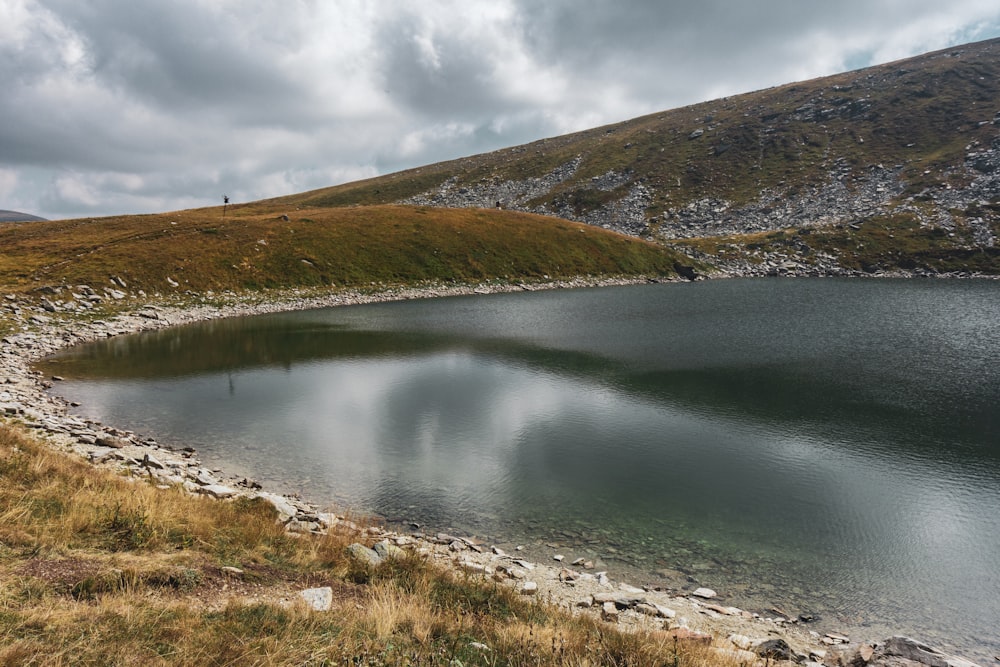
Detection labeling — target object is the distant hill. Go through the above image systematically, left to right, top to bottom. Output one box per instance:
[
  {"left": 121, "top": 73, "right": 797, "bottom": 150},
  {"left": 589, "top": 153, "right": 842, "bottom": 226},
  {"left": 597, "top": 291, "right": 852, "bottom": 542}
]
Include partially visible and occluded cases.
[
  {"left": 270, "top": 38, "right": 1000, "bottom": 275},
  {"left": 0, "top": 210, "right": 47, "bottom": 223}
]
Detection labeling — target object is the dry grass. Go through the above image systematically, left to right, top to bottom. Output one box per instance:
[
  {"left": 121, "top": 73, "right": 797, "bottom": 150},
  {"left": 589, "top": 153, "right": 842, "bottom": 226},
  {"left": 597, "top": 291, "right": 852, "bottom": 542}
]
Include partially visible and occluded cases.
[
  {"left": 0, "top": 204, "right": 684, "bottom": 297},
  {"left": 0, "top": 421, "right": 749, "bottom": 666}
]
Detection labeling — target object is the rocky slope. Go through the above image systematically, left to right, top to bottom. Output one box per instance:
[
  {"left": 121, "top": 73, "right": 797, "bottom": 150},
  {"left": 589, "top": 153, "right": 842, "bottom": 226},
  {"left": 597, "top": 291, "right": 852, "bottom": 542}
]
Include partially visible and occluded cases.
[{"left": 280, "top": 38, "right": 1000, "bottom": 276}]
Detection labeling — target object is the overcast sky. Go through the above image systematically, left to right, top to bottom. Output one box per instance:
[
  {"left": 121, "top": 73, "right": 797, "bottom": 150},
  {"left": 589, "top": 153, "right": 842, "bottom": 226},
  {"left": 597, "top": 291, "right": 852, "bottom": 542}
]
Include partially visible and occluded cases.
[{"left": 3, "top": 1, "right": 1000, "bottom": 220}]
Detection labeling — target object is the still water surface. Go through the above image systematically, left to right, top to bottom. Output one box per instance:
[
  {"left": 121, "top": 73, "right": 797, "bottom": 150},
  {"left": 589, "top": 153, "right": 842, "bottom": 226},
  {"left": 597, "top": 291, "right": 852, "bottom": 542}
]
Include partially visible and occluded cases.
[{"left": 44, "top": 279, "right": 1000, "bottom": 659}]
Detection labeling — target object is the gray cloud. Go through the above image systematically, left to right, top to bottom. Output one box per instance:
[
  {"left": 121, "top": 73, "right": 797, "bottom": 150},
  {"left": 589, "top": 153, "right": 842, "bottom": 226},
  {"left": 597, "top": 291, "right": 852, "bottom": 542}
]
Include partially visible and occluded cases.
[{"left": 1, "top": 0, "right": 998, "bottom": 219}]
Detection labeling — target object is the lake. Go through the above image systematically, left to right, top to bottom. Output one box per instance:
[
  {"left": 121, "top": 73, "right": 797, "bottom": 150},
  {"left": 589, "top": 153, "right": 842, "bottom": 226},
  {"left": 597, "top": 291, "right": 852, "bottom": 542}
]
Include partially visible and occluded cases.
[{"left": 43, "top": 278, "right": 1000, "bottom": 660}]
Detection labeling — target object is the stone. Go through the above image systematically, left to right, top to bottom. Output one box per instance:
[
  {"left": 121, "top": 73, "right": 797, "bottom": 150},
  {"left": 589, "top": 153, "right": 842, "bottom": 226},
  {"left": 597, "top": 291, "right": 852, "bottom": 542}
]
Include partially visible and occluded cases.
[
  {"left": 97, "top": 435, "right": 128, "bottom": 449},
  {"left": 142, "top": 454, "right": 165, "bottom": 469},
  {"left": 197, "top": 484, "right": 238, "bottom": 499},
  {"left": 253, "top": 492, "right": 299, "bottom": 522},
  {"left": 286, "top": 519, "right": 320, "bottom": 533},
  {"left": 373, "top": 540, "right": 405, "bottom": 561},
  {"left": 346, "top": 543, "right": 383, "bottom": 567},
  {"left": 220, "top": 566, "right": 245, "bottom": 577},
  {"left": 558, "top": 568, "right": 578, "bottom": 583},
  {"left": 520, "top": 581, "right": 537, "bottom": 595},
  {"left": 298, "top": 587, "right": 333, "bottom": 612},
  {"left": 691, "top": 587, "right": 717, "bottom": 599},
  {"left": 601, "top": 601, "right": 619, "bottom": 621},
  {"left": 635, "top": 602, "right": 660, "bottom": 617},
  {"left": 652, "top": 603, "right": 677, "bottom": 619},
  {"left": 729, "top": 634, "right": 754, "bottom": 650},
  {"left": 877, "top": 636, "right": 982, "bottom": 667},
  {"left": 755, "top": 638, "right": 792, "bottom": 661}
]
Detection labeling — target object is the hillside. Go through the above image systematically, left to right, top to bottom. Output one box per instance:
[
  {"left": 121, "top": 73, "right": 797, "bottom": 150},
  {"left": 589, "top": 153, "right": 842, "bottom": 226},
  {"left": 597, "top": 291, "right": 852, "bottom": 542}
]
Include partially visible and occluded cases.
[
  {"left": 272, "top": 39, "right": 1000, "bottom": 276},
  {"left": 0, "top": 204, "right": 686, "bottom": 299}
]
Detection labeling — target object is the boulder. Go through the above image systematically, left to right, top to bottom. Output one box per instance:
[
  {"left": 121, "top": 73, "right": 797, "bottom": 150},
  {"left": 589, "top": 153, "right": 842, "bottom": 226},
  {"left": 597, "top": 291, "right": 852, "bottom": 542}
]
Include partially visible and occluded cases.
[
  {"left": 197, "top": 484, "right": 238, "bottom": 499},
  {"left": 253, "top": 492, "right": 298, "bottom": 522},
  {"left": 372, "top": 540, "right": 405, "bottom": 561},
  {"left": 346, "top": 543, "right": 382, "bottom": 567},
  {"left": 298, "top": 587, "right": 333, "bottom": 612},
  {"left": 691, "top": 587, "right": 717, "bottom": 599},
  {"left": 867, "top": 637, "right": 982, "bottom": 667},
  {"left": 755, "top": 638, "right": 792, "bottom": 661}
]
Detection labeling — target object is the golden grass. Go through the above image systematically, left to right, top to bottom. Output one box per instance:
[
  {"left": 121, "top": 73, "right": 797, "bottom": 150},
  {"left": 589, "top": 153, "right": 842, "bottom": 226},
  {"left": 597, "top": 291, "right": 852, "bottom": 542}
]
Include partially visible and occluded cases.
[
  {"left": 0, "top": 204, "right": 685, "bottom": 296},
  {"left": 0, "top": 421, "right": 748, "bottom": 665}
]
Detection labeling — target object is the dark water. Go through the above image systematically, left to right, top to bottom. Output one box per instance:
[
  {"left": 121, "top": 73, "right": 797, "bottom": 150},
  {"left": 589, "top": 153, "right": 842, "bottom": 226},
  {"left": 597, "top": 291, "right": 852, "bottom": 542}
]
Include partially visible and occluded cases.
[{"left": 43, "top": 279, "right": 1000, "bottom": 660}]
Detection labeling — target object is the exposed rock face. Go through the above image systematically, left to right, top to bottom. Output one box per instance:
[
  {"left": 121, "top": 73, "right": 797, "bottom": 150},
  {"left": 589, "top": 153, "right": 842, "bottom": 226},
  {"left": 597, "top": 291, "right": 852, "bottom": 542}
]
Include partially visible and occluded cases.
[{"left": 381, "top": 40, "right": 1000, "bottom": 275}]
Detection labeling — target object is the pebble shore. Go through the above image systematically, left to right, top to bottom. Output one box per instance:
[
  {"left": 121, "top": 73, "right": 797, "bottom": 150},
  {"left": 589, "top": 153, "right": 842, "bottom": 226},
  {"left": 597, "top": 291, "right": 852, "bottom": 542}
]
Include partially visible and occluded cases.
[{"left": 0, "top": 277, "right": 987, "bottom": 667}]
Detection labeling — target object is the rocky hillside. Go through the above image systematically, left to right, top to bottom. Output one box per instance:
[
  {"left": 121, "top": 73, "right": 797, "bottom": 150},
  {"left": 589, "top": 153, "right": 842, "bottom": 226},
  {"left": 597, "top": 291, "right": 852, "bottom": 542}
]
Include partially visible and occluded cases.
[{"left": 276, "top": 38, "right": 1000, "bottom": 275}]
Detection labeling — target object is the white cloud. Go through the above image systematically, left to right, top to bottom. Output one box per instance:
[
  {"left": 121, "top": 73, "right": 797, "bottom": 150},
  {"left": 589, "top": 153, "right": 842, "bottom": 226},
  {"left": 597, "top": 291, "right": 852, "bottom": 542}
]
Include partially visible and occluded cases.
[{"left": 0, "top": 169, "right": 17, "bottom": 201}]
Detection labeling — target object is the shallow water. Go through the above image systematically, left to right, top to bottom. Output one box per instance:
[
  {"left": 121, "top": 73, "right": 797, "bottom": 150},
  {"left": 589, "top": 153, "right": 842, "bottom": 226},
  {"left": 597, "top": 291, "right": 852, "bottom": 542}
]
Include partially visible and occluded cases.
[{"left": 44, "top": 279, "right": 1000, "bottom": 661}]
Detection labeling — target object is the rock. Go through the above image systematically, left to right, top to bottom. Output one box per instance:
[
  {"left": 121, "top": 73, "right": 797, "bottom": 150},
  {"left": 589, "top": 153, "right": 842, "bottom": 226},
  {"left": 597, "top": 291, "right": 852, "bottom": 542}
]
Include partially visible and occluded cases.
[
  {"left": 96, "top": 435, "right": 128, "bottom": 449},
  {"left": 142, "top": 453, "right": 165, "bottom": 469},
  {"left": 197, "top": 484, "right": 238, "bottom": 499},
  {"left": 254, "top": 492, "right": 298, "bottom": 522},
  {"left": 286, "top": 519, "right": 320, "bottom": 533},
  {"left": 373, "top": 539, "right": 405, "bottom": 561},
  {"left": 346, "top": 543, "right": 383, "bottom": 567},
  {"left": 220, "top": 566, "right": 244, "bottom": 577},
  {"left": 558, "top": 568, "right": 578, "bottom": 583},
  {"left": 520, "top": 581, "right": 537, "bottom": 595},
  {"left": 298, "top": 587, "right": 333, "bottom": 612},
  {"left": 691, "top": 587, "right": 717, "bottom": 599},
  {"left": 601, "top": 601, "right": 619, "bottom": 621},
  {"left": 635, "top": 602, "right": 661, "bottom": 617},
  {"left": 652, "top": 603, "right": 677, "bottom": 619},
  {"left": 704, "top": 603, "right": 738, "bottom": 616},
  {"left": 729, "top": 634, "right": 755, "bottom": 651},
  {"left": 874, "top": 636, "right": 982, "bottom": 667},
  {"left": 755, "top": 638, "right": 792, "bottom": 661}
]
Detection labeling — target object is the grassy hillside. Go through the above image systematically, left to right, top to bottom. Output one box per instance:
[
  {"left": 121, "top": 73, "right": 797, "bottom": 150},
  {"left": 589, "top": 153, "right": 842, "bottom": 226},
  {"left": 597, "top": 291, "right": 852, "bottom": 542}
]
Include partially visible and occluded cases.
[{"left": 0, "top": 204, "right": 687, "bottom": 297}]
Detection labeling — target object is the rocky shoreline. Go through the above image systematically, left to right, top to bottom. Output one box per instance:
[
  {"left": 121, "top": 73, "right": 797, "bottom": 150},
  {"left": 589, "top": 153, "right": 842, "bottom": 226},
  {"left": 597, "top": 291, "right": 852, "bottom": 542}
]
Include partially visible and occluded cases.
[{"left": 0, "top": 276, "right": 988, "bottom": 667}]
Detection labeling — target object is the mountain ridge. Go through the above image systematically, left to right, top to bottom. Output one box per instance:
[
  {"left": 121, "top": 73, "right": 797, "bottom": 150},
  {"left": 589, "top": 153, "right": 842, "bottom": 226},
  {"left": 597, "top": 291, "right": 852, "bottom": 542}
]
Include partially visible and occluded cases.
[{"left": 271, "top": 38, "right": 1000, "bottom": 275}]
